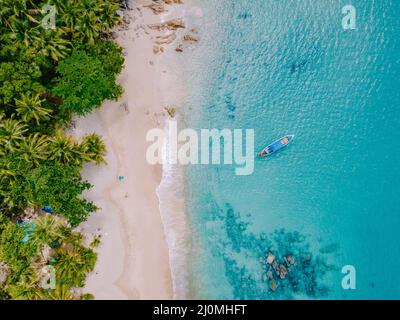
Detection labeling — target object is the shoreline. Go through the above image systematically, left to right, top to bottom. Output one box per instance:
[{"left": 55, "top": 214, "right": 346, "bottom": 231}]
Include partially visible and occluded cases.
[
  {"left": 154, "top": 0, "right": 208, "bottom": 299},
  {"left": 155, "top": 1, "right": 199, "bottom": 300}
]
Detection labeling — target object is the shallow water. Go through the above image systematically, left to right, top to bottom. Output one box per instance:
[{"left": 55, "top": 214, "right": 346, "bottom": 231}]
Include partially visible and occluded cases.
[{"left": 180, "top": 0, "right": 400, "bottom": 299}]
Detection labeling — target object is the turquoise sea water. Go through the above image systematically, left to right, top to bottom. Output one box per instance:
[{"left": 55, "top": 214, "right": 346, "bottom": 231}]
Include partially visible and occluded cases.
[{"left": 182, "top": 0, "right": 400, "bottom": 299}]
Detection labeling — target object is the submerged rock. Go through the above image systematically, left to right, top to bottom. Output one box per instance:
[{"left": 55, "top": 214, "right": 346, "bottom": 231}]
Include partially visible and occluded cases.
[
  {"left": 163, "top": 0, "right": 183, "bottom": 4},
  {"left": 144, "top": 2, "right": 167, "bottom": 15},
  {"left": 148, "top": 19, "right": 185, "bottom": 31},
  {"left": 155, "top": 32, "right": 177, "bottom": 45},
  {"left": 183, "top": 34, "right": 199, "bottom": 42},
  {"left": 164, "top": 106, "right": 176, "bottom": 118},
  {"left": 212, "top": 204, "right": 336, "bottom": 299},
  {"left": 266, "top": 253, "right": 275, "bottom": 264},
  {"left": 284, "top": 255, "right": 295, "bottom": 266},
  {"left": 279, "top": 265, "right": 287, "bottom": 279},
  {"left": 270, "top": 279, "right": 277, "bottom": 291}
]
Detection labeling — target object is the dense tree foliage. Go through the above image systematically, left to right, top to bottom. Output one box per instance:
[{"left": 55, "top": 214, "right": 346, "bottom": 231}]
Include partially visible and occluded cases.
[
  {"left": 0, "top": 0, "right": 124, "bottom": 300},
  {"left": 0, "top": 0, "right": 123, "bottom": 119},
  {"left": 52, "top": 41, "right": 123, "bottom": 115},
  {"left": 0, "top": 44, "right": 49, "bottom": 111},
  {"left": 1, "top": 157, "right": 97, "bottom": 226},
  {"left": 0, "top": 215, "right": 97, "bottom": 299}
]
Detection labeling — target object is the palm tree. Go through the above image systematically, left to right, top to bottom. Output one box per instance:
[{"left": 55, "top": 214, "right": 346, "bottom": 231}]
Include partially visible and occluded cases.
[
  {"left": 0, "top": 0, "right": 31, "bottom": 30},
  {"left": 1, "top": 0, "right": 71, "bottom": 61},
  {"left": 47, "top": 0, "right": 120, "bottom": 44},
  {"left": 52, "top": 0, "right": 76, "bottom": 27},
  {"left": 98, "top": 1, "right": 121, "bottom": 34},
  {"left": 73, "top": 10, "right": 101, "bottom": 44},
  {"left": 7, "top": 23, "right": 39, "bottom": 46},
  {"left": 33, "top": 29, "right": 71, "bottom": 61},
  {"left": 15, "top": 92, "right": 52, "bottom": 124},
  {"left": 0, "top": 118, "right": 28, "bottom": 155},
  {"left": 48, "top": 132, "right": 83, "bottom": 166},
  {"left": 17, "top": 133, "right": 49, "bottom": 166},
  {"left": 80, "top": 133, "right": 106, "bottom": 165},
  {"left": 0, "top": 157, "right": 17, "bottom": 208},
  {"left": 0, "top": 167, "right": 15, "bottom": 179},
  {"left": 29, "top": 215, "right": 64, "bottom": 248},
  {"left": 58, "top": 224, "right": 84, "bottom": 247},
  {"left": 54, "top": 243, "right": 97, "bottom": 287},
  {"left": 7, "top": 265, "right": 42, "bottom": 300},
  {"left": 7, "top": 282, "right": 41, "bottom": 300},
  {"left": 40, "top": 284, "right": 77, "bottom": 300},
  {"left": 79, "top": 293, "right": 95, "bottom": 300}
]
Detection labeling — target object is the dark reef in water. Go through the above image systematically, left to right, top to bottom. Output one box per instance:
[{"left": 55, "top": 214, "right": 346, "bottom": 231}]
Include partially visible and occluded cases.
[
  {"left": 237, "top": 12, "right": 252, "bottom": 20},
  {"left": 288, "top": 41, "right": 322, "bottom": 74},
  {"left": 290, "top": 60, "right": 308, "bottom": 73},
  {"left": 224, "top": 93, "right": 236, "bottom": 120},
  {"left": 210, "top": 203, "right": 338, "bottom": 299}
]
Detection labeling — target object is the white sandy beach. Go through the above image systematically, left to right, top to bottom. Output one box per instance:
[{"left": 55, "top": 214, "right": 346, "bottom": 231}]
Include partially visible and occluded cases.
[{"left": 71, "top": 0, "right": 192, "bottom": 299}]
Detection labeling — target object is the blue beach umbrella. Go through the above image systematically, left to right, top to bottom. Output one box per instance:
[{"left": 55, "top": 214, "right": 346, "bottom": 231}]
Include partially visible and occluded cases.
[{"left": 43, "top": 205, "right": 54, "bottom": 214}]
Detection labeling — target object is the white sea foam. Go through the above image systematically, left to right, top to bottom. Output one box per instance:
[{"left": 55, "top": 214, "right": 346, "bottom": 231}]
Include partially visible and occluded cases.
[
  {"left": 155, "top": 0, "right": 209, "bottom": 299},
  {"left": 156, "top": 15, "right": 191, "bottom": 296},
  {"left": 156, "top": 118, "right": 190, "bottom": 299}
]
